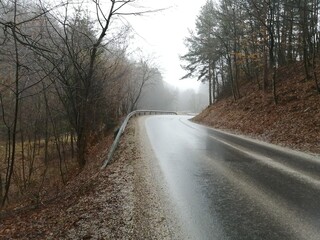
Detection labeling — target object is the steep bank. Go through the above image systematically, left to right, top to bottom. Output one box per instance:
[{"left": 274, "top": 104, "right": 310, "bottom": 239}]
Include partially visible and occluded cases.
[
  {"left": 193, "top": 62, "right": 320, "bottom": 155},
  {"left": 0, "top": 118, "right": 181, "bottom": 239}
]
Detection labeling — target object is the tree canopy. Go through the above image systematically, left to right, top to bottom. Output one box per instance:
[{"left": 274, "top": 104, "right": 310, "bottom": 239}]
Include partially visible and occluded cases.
[{"left": 181, "top": 0, "right": 320, "bottom": 105}]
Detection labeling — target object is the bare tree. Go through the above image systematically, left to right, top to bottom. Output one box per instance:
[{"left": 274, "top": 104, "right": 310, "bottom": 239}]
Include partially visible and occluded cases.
[{"left": 0, "top": 0, "right": 53, "bottom": 207}]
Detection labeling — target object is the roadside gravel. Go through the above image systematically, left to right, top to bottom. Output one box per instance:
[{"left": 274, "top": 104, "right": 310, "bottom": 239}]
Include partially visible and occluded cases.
[
  {"left": 62, "top": 116, "right": 184, "bottom": 239},
  {"left": 132, "top": 116, "right": 185, "bottom": 239}
]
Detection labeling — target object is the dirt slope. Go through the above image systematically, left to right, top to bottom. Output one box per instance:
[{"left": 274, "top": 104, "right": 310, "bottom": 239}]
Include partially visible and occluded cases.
[
  {"left": 193, "top": 62, "right": 320, "bottom": 155},
  {"left": 0, "top": 118, "right": 181, "bottom": 239},
  {"left": 0, "top": 126, "right": 133, "bottom": 239}
]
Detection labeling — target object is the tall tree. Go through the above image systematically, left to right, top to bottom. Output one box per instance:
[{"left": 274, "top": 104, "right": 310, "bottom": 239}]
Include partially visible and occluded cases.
[{"left": 182, "top": 0, "right": 320, "bottom": 103}]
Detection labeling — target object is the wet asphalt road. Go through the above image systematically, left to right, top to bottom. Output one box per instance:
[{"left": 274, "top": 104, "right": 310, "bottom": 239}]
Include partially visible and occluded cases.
[{"left": 144, "top": 115, "right": 320, "bottom": 240}]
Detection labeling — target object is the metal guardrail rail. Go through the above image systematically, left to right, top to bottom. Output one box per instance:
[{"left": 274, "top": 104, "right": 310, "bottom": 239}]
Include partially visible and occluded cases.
[{"left": 101, "top": 110, "right": 177, "bottom": 169}]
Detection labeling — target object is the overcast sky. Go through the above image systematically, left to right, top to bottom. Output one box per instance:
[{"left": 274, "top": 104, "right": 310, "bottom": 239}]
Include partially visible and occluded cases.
[{"left": 124, "top": 0, "right": 208, "bottom": 91}]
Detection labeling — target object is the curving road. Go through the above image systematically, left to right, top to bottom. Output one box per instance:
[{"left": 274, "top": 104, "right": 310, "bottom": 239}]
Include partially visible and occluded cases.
[{"left": 143, "top": 115, "right": 320, "bottom": 240}]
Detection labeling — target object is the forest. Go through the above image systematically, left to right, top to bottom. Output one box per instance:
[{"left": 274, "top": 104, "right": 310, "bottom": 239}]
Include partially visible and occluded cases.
[
  {"left": 0, "top": 0, "right": 173, "bottom": 208},
  {"left": 0, "top": 0, "right": 208, "bottom": 210},
  {"left": 1, "top": 0, "right": 319, "bottom": 238},
  {"left": 3, "top": 0, "right": 319, "bottom": 212},
  {"left": 181, "top": 0, "right": 320, "bottom": 105}
]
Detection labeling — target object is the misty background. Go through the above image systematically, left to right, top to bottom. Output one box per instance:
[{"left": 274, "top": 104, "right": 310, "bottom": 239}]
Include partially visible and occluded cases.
[{"left": 135, "top": 70, "right": 208, "bottom": 113}]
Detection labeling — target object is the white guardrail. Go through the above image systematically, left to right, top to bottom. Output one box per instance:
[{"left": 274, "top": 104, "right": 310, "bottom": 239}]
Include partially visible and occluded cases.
[{"left": 101, "top": 110, "right": 177, "bottom": 169}]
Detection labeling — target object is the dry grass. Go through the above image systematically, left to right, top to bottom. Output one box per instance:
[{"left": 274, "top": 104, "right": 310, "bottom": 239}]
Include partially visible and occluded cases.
[
  {"left": 0, "top": 131, "right": 114, "bottom": 239},
  {"left": 0, "top": 136, "right": 79, "bottom": 210}
]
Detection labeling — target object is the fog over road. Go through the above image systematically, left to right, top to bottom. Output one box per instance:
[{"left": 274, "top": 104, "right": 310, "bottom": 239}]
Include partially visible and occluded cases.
[{"left": 143, "top": 115, "right": 320, "bottom": 240}]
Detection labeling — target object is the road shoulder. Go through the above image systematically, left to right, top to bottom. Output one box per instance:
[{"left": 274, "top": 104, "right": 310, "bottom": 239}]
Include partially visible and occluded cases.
[{"left": 132, "top": 116, "right": 185, "bottom": 239}]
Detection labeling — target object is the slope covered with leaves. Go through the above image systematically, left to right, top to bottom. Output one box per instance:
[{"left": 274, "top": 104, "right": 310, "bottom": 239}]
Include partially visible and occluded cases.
[
  {"left": 193, "top": 62, "right": 320, "bottom": 155},
  {"left": 0, "top": 118, "right": 178, "bottom": 239},
  {"left": 0, "top": 133, "right": 117, "bottom": 239}
]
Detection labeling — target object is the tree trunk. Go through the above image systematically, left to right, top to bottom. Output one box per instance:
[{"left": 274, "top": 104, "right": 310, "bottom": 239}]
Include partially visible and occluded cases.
[
  {"left": 2, "top": 22, "right": 20, "bottom": 207},
  {"left": 208, "top": 61, "right": 213, "bottom": 105},
  {"left": 76, "top": 131, "right": 87, "bottom": 169},
  {"left": 0, "top": 174, "right": 2, "bottom": 204}
]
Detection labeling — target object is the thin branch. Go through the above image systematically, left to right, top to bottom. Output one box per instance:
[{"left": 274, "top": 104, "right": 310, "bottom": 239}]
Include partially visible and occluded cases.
[{"left": 114, "top": 8, "right": 168, "bottom": 16}]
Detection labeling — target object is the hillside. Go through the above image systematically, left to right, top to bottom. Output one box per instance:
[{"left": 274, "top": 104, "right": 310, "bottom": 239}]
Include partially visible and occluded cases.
[{"left": 193, "top": 62, "right": 320, "bottom": 155}]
